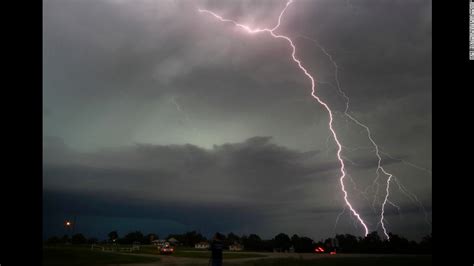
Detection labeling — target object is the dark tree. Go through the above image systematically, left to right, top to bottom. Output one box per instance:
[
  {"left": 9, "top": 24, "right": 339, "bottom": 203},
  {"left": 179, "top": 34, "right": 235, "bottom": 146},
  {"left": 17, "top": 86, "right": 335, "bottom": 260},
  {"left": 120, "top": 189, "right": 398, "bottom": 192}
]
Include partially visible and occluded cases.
[
  {"left": 108, "top": 231, "right": 119, "bottom": 242},
  {"left": 120, "top": 231, "right": 144, "bottom": 244},
  {"left": 167, "top": 231, "right": 206, "bottom": 247},
  {"left": 184, "top": 231, "right": 206, "bottom": 246},
  {"left": 360, "top": 231, "right": 383, "bottom": 253},
  {"left": 227, "top": 232, "right": 241, "bottom": 244},
  {"left": 71, "top": 233, "right": 87, "bottom": 244},
  {"left": 145, "top": 233, "right": 159, "bottom": 244},
  {"left": 273, "top": 233, "right": 292, "bottom": 252},
  {"left": 384, "top": 233, "right": 410, "bottom": 254},
  {"left": 419, "top": 233, "right": 432, "bottom": 254},
  {"left": 61, "top": 234, "right": 70, "bottom": 244},
  {"left": 242, "top": 234, "right": 265, "bottom": 251},
  {"left": 291, "top": 234, "right": 300, "bottom": 245},
  {"left": 335, "top": 234, "right": 359, "bottom": 253},
  {"left": 46, "top": 236, "right": 60, "bottom": 245},
  {"left": 292, "top": 236, "right": 314, "bottom": 253},
  {"left": 87, "top": 237, "right": 99, "bottom": 244},
  {"left": 323, "top": 237, "right": 333, "bottom": 249}
]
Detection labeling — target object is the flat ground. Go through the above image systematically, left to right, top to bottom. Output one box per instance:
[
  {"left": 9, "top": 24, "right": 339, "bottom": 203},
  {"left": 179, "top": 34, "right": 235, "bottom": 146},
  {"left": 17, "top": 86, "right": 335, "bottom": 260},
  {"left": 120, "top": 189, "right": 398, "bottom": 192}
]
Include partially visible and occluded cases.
[{"left": 43, "top": 245, "right": 432, "bottom": 266}]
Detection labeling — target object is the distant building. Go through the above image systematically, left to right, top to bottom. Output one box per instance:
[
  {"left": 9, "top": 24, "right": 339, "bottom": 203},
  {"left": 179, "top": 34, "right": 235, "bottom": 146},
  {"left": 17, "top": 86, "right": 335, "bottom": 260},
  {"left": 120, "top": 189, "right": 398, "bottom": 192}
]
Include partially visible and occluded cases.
[
  {"left": 167, "top": 237, "right": 179, "bottom": 245},
  {"left": 152, "top": 239, "right": 167, "bottom": 247},
  {"left": 195, "top": 241, "right": 210, "bottom": 249},
  {"left": 132, "top": 242, "right": 141, "bottom": 251},
  {"left": 229, "top": 243, "right": 244, "bottom": 251}
]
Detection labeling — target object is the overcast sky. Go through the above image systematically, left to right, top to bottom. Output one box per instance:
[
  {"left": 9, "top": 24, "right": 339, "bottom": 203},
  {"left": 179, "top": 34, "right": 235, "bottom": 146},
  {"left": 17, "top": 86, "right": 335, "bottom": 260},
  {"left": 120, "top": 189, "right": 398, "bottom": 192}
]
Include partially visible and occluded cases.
[{"left": 43, "top": 0, "right": 431, "bottom": 241}]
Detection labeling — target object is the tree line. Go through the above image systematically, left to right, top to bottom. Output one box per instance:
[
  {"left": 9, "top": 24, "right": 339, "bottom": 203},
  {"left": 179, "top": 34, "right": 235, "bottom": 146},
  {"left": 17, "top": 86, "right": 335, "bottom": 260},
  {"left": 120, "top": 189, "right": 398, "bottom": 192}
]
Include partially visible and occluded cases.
[{"left": 45, "top": 230, "right": 432, "bottom": 254}]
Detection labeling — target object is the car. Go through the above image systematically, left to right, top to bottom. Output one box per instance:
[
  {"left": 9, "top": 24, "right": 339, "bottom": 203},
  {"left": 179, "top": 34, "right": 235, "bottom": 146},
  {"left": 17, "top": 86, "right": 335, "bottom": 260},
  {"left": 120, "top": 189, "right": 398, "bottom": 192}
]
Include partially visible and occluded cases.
[
  {"left": 159, "top": 242, "right": 175, "bottom": 255},
  {"left": 314, "top": 246, "right": 325, "bottom": 253},
  {"left": 314, "top": 246, "right": 336, "bottom": 254}
]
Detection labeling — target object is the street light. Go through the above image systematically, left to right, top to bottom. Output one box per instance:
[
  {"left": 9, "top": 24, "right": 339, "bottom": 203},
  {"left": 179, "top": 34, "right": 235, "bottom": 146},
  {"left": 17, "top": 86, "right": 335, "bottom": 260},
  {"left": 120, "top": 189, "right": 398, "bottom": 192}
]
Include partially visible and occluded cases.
[{"left": 64, "top": 220, "right": 71, "bottom": 245}]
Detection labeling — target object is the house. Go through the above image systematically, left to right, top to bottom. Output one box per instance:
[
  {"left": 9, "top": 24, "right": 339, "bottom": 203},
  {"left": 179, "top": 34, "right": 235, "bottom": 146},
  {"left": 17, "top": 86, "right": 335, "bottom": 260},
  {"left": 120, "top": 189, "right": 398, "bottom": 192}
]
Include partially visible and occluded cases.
[
  {"left": 167, "top": 237, "right": 179, "bottom": 245},
  {"left": 151, "top": 239, "right": 167, "bottom": 247},
  {"left": 194, "top": 241, "right": 210, "bottom": 249},
  {"left": 229, "top": 243, "right": 243, "bottom": 251}
]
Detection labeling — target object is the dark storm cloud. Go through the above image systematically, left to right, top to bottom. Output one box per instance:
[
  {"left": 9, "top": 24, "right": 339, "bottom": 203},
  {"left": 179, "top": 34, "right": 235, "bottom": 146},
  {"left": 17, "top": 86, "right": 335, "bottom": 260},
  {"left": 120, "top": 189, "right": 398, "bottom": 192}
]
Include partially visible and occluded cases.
[
  {"left": 43, "top": 0, "right": 431, "bottom": 240},
  {"left": 43, "top": 0, "right": 430, "bottom": 155},
  {"left": 43, "top": 135, "right": 429, "bottom": 239},
  {"left": 43, "top": 135, "right": 404, "bottom": 203},
  {"left": 43, "top": 136, "right": 331, "bottom": 205},
  {"left": 43, "top": 189, "right": 263, "bottom": 229}
]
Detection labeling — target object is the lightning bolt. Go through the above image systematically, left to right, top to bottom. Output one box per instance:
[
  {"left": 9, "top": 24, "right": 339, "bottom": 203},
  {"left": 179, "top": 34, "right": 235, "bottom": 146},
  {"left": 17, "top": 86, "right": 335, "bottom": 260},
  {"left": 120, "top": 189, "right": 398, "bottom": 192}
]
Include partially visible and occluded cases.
[
  {"left": 199, "top": 0, "right": 369, "bottom": 236},
  {"left": 297, "top": 34, "right": 431, "bottom": 240},
  {"left": 170, "top": 96, "right": 199, "bottom": 139},
  {"left": 170, "top": 96, "right": 184, "bottom": 112},
  {"left": 344, "top": 112, "right": 394, "bottom": 239},
  {"left": 379, "top": 150, "right": 432, "bottom": 175},
  {"left": 393, "top": 176, "right": 432, "bottom": 228},
  {"left": 334, "top": 205, "right": 346, "bottom": 234}
]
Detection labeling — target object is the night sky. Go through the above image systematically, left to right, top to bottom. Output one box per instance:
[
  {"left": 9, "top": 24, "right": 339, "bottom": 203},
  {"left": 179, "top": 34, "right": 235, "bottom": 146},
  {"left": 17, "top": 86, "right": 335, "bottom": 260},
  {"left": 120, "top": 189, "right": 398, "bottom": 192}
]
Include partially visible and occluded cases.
[{"left": 43, "top": 0, "right": 431, "bottom": 241}]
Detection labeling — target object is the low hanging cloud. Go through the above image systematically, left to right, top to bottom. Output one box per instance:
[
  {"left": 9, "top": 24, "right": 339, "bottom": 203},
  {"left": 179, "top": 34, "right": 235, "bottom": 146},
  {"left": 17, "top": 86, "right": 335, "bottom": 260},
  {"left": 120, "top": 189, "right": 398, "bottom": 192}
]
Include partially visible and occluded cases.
[
  {"left": 44, "top": 135, "right": 406, "bottom": 206},
  {"left": 44, "top": 136, "right": 329, "bottom": 205}
]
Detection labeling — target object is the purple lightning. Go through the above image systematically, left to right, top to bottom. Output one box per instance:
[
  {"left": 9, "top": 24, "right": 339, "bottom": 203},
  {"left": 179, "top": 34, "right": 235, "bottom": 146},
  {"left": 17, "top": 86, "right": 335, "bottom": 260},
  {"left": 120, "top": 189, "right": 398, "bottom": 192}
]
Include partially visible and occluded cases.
[
  {"left": 198, "top": 0, "right": 370, "bottom": 236},
  {"left": 298, "top": 34, "right": 431, "bottom": 239},
  {"left": 170, "top": 96, "right": 199, "bottom": 139}
]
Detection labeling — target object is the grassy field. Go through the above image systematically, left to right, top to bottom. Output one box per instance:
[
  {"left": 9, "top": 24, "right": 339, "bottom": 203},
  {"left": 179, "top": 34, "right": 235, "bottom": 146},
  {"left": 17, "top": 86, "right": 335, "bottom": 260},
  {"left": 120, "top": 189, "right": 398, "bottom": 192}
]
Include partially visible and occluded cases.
[
  {"left": 44, "top": 244, "right": 266, "bottom": 265},
  {"left": 43, "top": 245, "right": 432, "bottom": 266},
  {"left": 136, "top": 245, "right": 266, "bottom": 259},
  {"left": 43, "top": 246, "right": 160, "bottom": 266},
  {"left": 172, "top": 251, "right": 267, "bottom": 259},
  {"left": 238, "top": 256, "right": 432, "bottom": 266}
]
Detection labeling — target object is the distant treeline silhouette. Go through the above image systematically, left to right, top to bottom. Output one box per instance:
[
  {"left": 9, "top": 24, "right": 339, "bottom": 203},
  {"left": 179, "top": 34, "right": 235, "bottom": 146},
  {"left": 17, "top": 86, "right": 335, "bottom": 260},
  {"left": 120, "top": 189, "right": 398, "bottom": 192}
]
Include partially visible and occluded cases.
[{"left": 45, "top": 230, "right": 432, "bottom": 254}]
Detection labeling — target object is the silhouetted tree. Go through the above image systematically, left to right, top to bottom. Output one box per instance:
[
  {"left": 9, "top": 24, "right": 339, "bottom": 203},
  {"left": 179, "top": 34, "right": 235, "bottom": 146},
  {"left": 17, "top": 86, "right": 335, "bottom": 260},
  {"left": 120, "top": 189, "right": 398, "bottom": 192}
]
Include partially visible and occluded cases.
[
  {"left": 50, "top": 229, "right": 431, "bottom": 254},
  {"left": 108, "top": 231, "right": 118, "bottom": 242},
  {"left": 120, "top": 231, "right": 144, "bottom": 244},
  {"left": 166, "top": 231, "right": 206, "bottom": 246},
  {"left": 185, "top": 231, "right": 206, "bottom": 246},
  {"left": 360, "top": 231, "right": 383, "bottom": 253},
  {"left": 225, "top": 232, "right": 241, "bottom": 246},
  {"left": 71, "top": 233, "right": 87, "bottom": 244},
  {"left": 145, "top": 233, "right": 158, "bottom": 244},
  {"left": 273, "top": 233, "right": 292, "bottom": 252},
  {"left": 383, "top": 233, "right": 410, "bottom": 253},
  {"left": 419, "top": 233, "right": 432, "bottom": 254},
  {"left": 61, "top": 234, "right": 70, "bottom": 244},
  {"left": 242, "top": 234, "right": 266, "bottom": 251},
  {"left": 291, "top": 234, "right": 300, "bottom": 245},
  {"left": 335, "top": 234, "right": 359, "bottom": 253},
  {"left": 291, "top": 235, "right": 315, "bottom": 253},
  {"left": 46, "top": 236, "right": 60, "bottom": 245},
  {"left": 87, "top": 237, "right": 98, "bottom": 244},
  {"left": 323, "top": 237, "right": 333, "bottom": 249},
  {"left": 262, "top": 239, "right": 275, "bottom": 252}
]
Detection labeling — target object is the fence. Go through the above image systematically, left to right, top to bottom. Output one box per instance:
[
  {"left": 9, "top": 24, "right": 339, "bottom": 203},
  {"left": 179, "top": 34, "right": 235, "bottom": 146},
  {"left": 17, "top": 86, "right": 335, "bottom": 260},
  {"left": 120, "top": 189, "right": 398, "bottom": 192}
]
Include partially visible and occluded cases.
[{"left": 90, "top": 244, "right": 140, "bottom": 252}]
